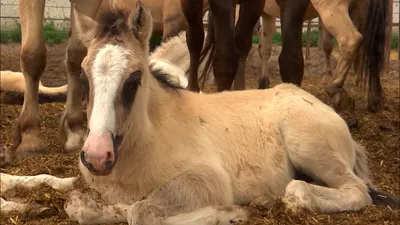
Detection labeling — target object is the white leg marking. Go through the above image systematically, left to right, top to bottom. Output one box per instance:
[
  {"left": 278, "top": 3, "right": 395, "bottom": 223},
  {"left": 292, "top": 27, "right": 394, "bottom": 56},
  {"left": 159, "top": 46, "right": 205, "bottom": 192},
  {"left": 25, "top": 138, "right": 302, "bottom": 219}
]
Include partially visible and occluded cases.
[{"left": 0, "top": 173, "right": 78, "bottom": 195}]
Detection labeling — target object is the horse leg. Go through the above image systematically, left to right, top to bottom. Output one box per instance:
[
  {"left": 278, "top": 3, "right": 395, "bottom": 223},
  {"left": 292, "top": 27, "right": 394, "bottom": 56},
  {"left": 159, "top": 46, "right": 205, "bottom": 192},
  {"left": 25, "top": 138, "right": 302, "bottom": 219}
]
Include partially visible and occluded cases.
[
  {"left": 14, "top": 0, "right": 47, "bottom": 156},
  {"left": 180, "top": 0, "right": 204, "bottom": 92},
  {"left": 208, "top": 0, "right": 238, "bottom": 91},
  {"left": 232, "top": 0, "right": 266, "bottom": 90},
  {"left": 276, "top": 0, "right": 310, "bottom": 86},
  {"left": 58, "top": 1, "right": 102, "bottom": 152},
  {"left": 313, "top": 3, "right": 362, "bottom": 109},
  {"left": 258, "top": 14, "right": 276, "bottom": 89},
  {"left": 320, "top": 22, "right": 334, "bottom": 85},
  {"left": 127, "top": 166, "right": 247, "bottom": 225}
]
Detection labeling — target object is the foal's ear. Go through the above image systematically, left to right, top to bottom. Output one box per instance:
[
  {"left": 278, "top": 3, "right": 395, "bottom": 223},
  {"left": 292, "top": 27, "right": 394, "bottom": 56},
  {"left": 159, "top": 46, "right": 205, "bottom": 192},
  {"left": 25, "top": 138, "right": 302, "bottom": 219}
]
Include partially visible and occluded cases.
[
  {"left": 128, "top": 1, "right": 153, "bottom": 43},
  {"left": 73, "top": 4, "right": 99, "bottom": 47}
]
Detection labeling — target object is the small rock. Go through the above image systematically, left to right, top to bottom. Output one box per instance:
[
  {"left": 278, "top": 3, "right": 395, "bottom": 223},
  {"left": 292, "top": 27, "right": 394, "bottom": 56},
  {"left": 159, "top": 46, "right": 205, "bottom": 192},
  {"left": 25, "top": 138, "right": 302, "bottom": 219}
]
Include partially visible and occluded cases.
[{"left": 379, "top": 123, "right": 392, "bottom": 131}]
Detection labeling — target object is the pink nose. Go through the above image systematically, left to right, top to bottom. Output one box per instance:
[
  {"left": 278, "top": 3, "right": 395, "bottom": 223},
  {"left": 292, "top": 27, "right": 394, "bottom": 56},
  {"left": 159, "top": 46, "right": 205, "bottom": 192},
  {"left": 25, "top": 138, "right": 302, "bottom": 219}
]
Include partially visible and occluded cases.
[{"left": 81, "top": 131, "right": 115, "bottom": 174}]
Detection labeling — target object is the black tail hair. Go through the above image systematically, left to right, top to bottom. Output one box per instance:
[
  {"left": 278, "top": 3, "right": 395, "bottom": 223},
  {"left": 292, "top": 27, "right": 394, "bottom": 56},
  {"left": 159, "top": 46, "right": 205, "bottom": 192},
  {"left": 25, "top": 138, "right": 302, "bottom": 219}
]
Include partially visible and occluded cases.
[
  {"left": 359, "top": 0, "right": 389, "bottom": 108},
  {"left": 197, "top": 10, "right": 216, "bottom": 90},
  {"left": 368, "top": 187, "right": 400, "bottom": 209}
]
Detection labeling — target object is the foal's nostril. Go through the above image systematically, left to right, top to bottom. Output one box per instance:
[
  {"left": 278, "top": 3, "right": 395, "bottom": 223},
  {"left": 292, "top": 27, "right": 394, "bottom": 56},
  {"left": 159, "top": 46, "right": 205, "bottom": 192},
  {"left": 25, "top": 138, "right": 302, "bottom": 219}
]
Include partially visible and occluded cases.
[
  {"left": 80, "top": 151, "right": 91, "bottom": 169},
  {"left": 105, "top": 161, "right": 114, "bottom": 170}
]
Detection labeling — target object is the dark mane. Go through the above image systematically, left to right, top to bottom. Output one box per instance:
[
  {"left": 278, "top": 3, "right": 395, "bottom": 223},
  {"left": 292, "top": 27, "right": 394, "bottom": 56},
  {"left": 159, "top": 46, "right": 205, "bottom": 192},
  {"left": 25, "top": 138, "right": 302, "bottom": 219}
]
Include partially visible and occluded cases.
[
  {"left": 96, "top": 8, "right": 131, "bottom": 38},
  {"left": 149, "top": 64, "right": 185, "bottom": 91}
]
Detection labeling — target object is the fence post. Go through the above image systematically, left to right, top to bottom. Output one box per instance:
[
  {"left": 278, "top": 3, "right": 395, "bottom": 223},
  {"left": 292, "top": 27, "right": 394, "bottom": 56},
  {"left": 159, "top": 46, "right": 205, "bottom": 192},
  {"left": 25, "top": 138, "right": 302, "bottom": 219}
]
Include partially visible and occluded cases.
[
  {"left": 318, "top": 17, "right": 323, "bottom": 50},
  {"left": 306, "top": 20, "right": 312, "bottom": 59}
]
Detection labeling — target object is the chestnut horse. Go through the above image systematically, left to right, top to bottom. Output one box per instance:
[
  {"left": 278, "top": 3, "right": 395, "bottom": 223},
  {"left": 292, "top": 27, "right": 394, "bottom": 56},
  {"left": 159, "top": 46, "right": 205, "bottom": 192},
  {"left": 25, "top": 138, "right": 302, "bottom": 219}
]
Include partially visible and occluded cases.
[
  {"left": 13, "top": 0, "right": 206, "bottom": 157},
  {"left": 180, "top": 0, "right": 266, "bottom": 92},
  {"left": 274, "top": 0, "right": 389, "bottom": 112},
  {"left": 57, "top": 3, "right": 400, "bottom": 224}
]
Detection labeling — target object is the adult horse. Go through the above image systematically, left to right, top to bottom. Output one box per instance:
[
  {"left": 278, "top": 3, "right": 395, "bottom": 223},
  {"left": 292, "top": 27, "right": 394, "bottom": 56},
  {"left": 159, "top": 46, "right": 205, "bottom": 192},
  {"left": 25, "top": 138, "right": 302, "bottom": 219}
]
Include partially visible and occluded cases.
[
  {"left": 13, "top": 0, "right": 206, "bottom": 157},
  {"left": 180, "top": 0, "right": 266, "bottom": 92},
  {"left": 257, "top": 0, "right": 365, "bottom": 90},
  {"left": 274, "top": 0, "right": 389, "bottom": 112},
  {"left": 60, "top": 3, "right": 399, "bottom": 224}
]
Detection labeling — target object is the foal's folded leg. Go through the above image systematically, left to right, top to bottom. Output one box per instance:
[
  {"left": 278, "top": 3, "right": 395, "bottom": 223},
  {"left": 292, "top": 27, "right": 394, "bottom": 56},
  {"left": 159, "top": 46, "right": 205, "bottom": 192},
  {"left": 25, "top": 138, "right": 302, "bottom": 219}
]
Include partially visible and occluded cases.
[
  {"left": 127, "top": 166, "right": 247, "bottom": 225},
  {"left": 0, "top": 173, "right": 78, "bottom": 194},
  {"left": 64, "top": 190, "right": 130, "bottom": 225}
]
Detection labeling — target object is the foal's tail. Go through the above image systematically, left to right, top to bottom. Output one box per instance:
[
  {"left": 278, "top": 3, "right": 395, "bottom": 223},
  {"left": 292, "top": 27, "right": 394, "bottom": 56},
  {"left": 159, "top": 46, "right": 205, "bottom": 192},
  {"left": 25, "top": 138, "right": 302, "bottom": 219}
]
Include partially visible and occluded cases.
[
  {"left": 352, "top": 141, "right": 400, "bottom": 208},
  {"left": 164, "top": 205, "right": 248, "bottom": 225}
]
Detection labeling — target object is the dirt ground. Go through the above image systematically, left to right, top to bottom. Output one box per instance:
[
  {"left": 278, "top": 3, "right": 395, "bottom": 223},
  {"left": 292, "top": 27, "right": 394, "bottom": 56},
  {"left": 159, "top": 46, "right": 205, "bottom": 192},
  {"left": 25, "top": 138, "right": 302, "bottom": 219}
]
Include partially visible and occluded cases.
[{"left": 0, "top": 41, "right": 399, "bottom": 225}]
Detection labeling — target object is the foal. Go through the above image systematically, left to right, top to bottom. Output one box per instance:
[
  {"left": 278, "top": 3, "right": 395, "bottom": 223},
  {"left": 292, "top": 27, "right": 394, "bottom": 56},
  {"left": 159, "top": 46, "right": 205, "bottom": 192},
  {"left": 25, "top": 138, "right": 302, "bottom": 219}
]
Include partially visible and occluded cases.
[{"left": 72, "top": 2, "right": 398, "bottom": 225}]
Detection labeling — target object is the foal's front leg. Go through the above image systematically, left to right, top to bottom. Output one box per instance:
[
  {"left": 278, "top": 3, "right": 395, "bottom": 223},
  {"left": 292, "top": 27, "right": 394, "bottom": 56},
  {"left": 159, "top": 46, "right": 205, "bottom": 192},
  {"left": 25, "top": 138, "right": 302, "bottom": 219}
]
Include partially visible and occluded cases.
[{"left": 127, "top": 167, "right": 247, "bottom": 225}]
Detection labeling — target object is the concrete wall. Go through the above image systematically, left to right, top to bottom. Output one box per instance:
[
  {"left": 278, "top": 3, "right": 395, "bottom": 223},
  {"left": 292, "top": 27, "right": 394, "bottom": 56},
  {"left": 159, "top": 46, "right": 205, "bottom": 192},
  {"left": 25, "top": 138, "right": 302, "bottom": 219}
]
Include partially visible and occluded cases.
[
  {"left": 0, "top": 0, "right": 71, "bottom": 30},
  {"left": 1, "top": 0, "right": 399, "bottom": 32}
]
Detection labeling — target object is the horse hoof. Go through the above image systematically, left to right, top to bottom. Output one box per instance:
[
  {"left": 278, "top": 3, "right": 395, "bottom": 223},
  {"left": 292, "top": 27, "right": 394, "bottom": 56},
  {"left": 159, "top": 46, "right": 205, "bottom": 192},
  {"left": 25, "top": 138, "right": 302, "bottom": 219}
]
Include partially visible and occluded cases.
[
  {"left": 319, "top": 75, "right": 332, "bottom": 86},
  {"left": 330, "top": 88, "right": 355, "bottom": 112},
  {"left": 367, "top": 93, "right": 384, "bottom": 113},
  {"left": 58, "top": 111, "right": 86, "bottom": 152},
  {"left": 14, "top": 134, "right": 47, "bottom": 158},
  {"left": 0, "top": 146, "right": 10, "bottom": 167}
]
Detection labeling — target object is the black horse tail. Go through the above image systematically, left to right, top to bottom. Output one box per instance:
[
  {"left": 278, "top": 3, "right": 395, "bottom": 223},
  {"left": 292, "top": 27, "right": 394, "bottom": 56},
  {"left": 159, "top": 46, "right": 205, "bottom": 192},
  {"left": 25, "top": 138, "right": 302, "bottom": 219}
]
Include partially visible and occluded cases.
[
  {"left": 359, "top": 0, "right": 389, "bottom": 111},
  {"left": 198, "top": 10, "right": 216, "bottom": 89}
]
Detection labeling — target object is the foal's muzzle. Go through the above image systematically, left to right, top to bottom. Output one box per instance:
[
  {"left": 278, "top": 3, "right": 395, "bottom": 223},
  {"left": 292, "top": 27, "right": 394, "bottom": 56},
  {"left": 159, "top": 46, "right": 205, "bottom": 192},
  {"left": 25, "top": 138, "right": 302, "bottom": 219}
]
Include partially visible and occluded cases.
[{"left": 80, "top": 132, "right": 123, "bottom": 176}]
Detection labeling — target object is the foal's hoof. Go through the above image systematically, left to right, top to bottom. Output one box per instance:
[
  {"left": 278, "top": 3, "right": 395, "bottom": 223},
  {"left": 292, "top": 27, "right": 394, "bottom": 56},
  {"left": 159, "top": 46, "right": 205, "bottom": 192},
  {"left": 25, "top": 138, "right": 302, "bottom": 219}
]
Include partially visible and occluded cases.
[
  {"left": 14, "top": 134, "right": 47, "bottom": 158},
  {"left": 282, "top": 180, "right": 313, "bottom": 213},
  {"left": 26, "top": 203, "right": 58, "bottom": 219},
  {"left": 216, "top": 205, "right": 248, "bottom": 225}
]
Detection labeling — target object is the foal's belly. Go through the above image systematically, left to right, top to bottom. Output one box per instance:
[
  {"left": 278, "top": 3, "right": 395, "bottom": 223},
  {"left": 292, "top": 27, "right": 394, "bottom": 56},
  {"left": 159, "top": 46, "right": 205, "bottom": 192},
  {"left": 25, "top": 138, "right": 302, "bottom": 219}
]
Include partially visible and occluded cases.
[
  {"left": 216, "top": 116, "right": 294, "bottom": 204},
  {"left": 230, "top": 154, "right": 293, "bottom": 205}
]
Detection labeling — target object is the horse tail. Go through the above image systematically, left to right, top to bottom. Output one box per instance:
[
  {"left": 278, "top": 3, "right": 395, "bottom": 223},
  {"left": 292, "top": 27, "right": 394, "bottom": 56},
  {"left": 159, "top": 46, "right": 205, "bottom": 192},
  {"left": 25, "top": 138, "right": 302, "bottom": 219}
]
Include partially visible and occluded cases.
[
  {"left": 359, "top": 0, "right": 389, "bottom": 104},
  {"left": 198, "top": 10, "right": 216, "bottom": 89},
  {"left": 352, "top": 140, "right": 400, "bottom": 208}
]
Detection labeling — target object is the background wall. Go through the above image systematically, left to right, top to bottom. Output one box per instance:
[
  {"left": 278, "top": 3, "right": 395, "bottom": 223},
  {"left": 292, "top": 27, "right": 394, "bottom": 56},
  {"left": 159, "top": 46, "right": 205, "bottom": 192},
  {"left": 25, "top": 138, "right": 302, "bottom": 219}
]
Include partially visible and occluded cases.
[{"left": 0, "top": 0, "right": 398, "bottom": 32}]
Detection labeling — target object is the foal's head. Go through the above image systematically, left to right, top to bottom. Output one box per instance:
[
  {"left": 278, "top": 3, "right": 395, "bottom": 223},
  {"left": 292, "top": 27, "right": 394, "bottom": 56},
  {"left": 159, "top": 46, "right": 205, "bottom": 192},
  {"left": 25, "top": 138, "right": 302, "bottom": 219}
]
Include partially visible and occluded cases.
[{"left": 74, "top": 2, "right": 153, "bottom": 175}]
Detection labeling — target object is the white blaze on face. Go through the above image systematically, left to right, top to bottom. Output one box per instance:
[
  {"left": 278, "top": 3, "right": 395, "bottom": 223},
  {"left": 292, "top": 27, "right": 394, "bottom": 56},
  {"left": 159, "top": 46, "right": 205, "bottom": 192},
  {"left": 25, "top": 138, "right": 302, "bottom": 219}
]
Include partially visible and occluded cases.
[{"left": 90, "top": 44, "right": 131, "bottom": 135}]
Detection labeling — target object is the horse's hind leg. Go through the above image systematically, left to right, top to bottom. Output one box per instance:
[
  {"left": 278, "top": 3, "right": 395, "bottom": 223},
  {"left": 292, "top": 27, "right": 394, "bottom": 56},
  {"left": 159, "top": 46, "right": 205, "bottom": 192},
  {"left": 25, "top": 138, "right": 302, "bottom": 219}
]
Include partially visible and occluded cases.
[
  {"left": 14, "top": 0, "right": 47, "bottom": 156},
  {"left": 232, "top": 0, "right": 265, "bottom": 90},
  {"left": 58, "top": 1, "right": 102, "bottom": 152},
  {"left": 314, "top": 2, "right": 362, "bottom": 108},
  {"left": 258, "top": 14, "right": 276, "bottom": 89},
  {"left": 320, "top": 23, "right": 334, "bottom": 85},
  {"left": 127, "top": 166, "right": 247, "bottom": 225}
]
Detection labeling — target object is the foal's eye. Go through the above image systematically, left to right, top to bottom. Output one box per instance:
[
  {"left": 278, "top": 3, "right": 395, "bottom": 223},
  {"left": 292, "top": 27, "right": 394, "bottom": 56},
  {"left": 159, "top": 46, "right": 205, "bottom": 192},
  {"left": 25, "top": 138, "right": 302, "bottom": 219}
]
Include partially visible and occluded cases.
[{"left": 122, "top": 70, "right": 142, "bottom": 110}]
